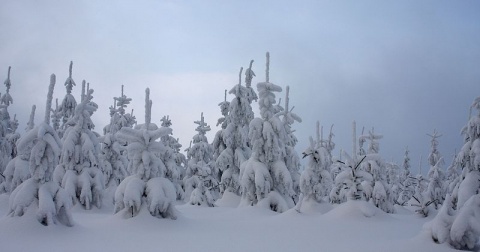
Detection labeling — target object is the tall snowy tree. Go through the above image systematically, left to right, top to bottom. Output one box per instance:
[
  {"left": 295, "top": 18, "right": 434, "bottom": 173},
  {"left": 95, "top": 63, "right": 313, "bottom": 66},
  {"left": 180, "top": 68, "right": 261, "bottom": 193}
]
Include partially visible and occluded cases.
[
  {"left": 240, "top": 52, "right": 295, "bottom": 212},
  {"left": 56, "top": 61, "right": 78, "bottom": 138},
  {"left": 216, "top": 65, "right": 257, "bottom": 196},
  {"left": 0, "top": 66, "right": 14, "bottom": 182},
  {"left": 8, "top": 74, "right": 73, "bottom": 226},
  {"left": 54, "top": 83, "right": 104, "bottom": 210},
  {"left": 99, "top": 85, "right": 136, "bottom": 190},
  {"left": 276, "top": 86, "right": 302, "bottom": 203},
  {"left": 114, "top": 88, "right": 177, "bottom": 219},
  {"left": 213, "top": 90, "right": 230, "bottom": 189},
  {"left": 446, "top": 96, "right": 480, "bottom": 250},
  {"left": 427, "top": 97, "right": 480, "bottom": 250},
  {"left": 0, "top": 106, "right": 37, "bottom": 193},
  {"left": 184, "top": 113, "right": 218, "bottom": 206},
  {"left": 159, "top": 115, "right": 186, "bottom": 200},
  {"left": 296, "top": 122, "right": 332, "bottom": 212},
  {"left": 359, "top": 128, "right": 394, "bottom": 213},
  {"left": 427, "top": 129, "right": 444, "bottom": 168},
  {"left": 425, "top": 130, "right": 446, "bottom": 209},
  {"left": 397, "top": 147, "right": 415, "bottom": 205},
  {"left": 446, "top": 151, "right": 460, "bottom": 195}
]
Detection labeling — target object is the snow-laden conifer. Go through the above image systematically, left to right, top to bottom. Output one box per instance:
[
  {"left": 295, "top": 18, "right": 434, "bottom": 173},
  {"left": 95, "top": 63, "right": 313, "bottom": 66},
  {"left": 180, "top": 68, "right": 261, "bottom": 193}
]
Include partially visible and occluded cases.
[
  {"left": 240, "top": 52, "right": 295, "bottom": 212},
  {"left": 56, "top": 61, "right": 77, "bottom": 138},
  {"left": 216, "top": 65, "right": 256, "bottom": 196},
  {"left": 8, "top": 74, "right": 73, "bottom": 226},
  {"left": 54, "top": 84, "right": 104, "bottom": 210},
  {"left": 99, "top": 85, "right": 136, "bottom": 190},
  {"left": 276, "top": 86, "right": 302, "bottom": 203},
  {"left": 114, "top": 88, "right": 177, "bottom": 219},
  {"left": 451, "top": 96, "right": 480, "bottom": 209},
  {"left": 0, "top": 106, "right": 37, "bottom": 193},
  {"left": 184, "top": 113, "right": 218, "bottom": 206},
  {"left": 159, "top": 115, "right": 186, "bottom": 200},
  {"left": 296, "top": 124, "right": 332, "bottom": 212},
  {"left": 358, "top": 128, "right": 394, "bottom": 213},
  {"left": 397, "top": 147, "right": 415, "bottom": 205}
]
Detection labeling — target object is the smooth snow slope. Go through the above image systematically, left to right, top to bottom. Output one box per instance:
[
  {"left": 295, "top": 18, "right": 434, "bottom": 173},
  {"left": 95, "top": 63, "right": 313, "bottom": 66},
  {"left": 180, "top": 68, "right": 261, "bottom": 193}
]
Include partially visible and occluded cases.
[{"left": 0, "top": 193, "right": 457, "bottom": 252}]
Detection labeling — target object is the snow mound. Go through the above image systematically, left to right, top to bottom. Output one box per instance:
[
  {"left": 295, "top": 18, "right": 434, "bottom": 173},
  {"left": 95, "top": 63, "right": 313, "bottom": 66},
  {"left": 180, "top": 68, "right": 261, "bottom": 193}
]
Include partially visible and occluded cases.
[
  {"left": 215, "top": 190, "right": 241, "bottom": 208},
  {"left": 296, "top": 199, "right": 333, "bottom": 214},
  {"left": 323, "top": 200, "right": 388, "bottom": 220}
]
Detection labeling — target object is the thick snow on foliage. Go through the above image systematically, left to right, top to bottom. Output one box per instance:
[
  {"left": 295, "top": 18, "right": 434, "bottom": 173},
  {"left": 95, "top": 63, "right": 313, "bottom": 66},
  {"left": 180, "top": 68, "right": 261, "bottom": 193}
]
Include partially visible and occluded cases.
[
  {"left": 240, "top": 53, "right": 295, "bottom": 212},
  {"left": 216, "top": 66, "right": 256, "bottom": 196},
  {"left": 7, "top": 74, "right": 73, "bottom": 226},
  {"left": 99, "top": 85, "right": 136, "bottom": 190},
  {"left": 54, "top": 88, "right": 104, "bottom": 210},
  {"left": 114, "top": 88, "right": 177, "bottom": 219},
  {"left": 184, "top": 113, "right": 218, "bottom": 207},
  {"left": 159, "top": 115, "right": 186, "bottom": 201},
  {"left": 297, "top": 136, "right": 332, "bottom": 212},
  {"left": 427, "top": 194, "right": 456, "bottom": 244},
  {"left": 449, "top": 194, "right": 480, "bottom": 250}
]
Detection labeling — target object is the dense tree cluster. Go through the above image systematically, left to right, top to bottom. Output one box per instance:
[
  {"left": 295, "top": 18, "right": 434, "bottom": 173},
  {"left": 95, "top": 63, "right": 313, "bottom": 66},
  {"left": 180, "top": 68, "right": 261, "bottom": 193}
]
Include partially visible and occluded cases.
[{"left": 0, "top": 55, "right": 478, "bottom": 251}]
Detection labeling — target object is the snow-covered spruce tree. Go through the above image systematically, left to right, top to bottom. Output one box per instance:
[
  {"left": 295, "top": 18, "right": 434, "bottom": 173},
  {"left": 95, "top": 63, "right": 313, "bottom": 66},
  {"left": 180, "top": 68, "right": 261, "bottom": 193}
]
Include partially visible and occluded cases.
[
  {"left": 240, "top": 52, "right": 295, "bottom": 212},
  {"left": 244, "top": 59, "right": 258, "bottom": 104},
  {"left": 56, "top": 61, "right": 77, "bottom": 138},
  {"left": 217, "top": 65, "right": 257, "bottom": 196},
  {"left": 0, "top": 66, "right": 15, "bottom": 182},
  {"left": 8, "top": 74, "right": 73, "bottom": 226},
  {"left": 54, "top": 84, "right": 104, "bottom": 210},
  {"left": 99, "top": 85, "right": 136, "bottom": 189},
  {"left": 276, "top": 86, "right": 302, "bottom": 203},
  {"left": 114, "top": 88, "right": 177, "bottom": 219},
  {"left": 212, "top": 89, "right": 229, "bottom": 184},
  {"left": 445, "top": 96, "right": 480, "bottom": 250},
  {"left": 452, "top": 98, "right": 480, "bottom": 209},
  {"left": 0, "top": 106, "right": 37, "bottom": 193},
  {"left": 184, "top": 113, "right": 218, "bottom": 206},
  {"left": 159, "top": 115, "right": 186, "bottom": 200},
  {"left": 330, "top": 122, "right": 372, "bottom": 204},
  {"left": 296, "top": 127, "right": 332, "bottom": 212},
  {"left": 359, "top": 128, "right": 394, "bottom": 213},
  {"left": 427, "top": 129, "right": 444, "bottom": 169},
  {"left": 424, "top": 130, "right": 446, "bottom": 209},
  {"left": 397, "top": 147, "right": 415, "bottom": 205},
  {"left": 446, "top": 151, "right": 460, "bottom": 195},
  {"left": 426, "top": 157, "right": 446, "bottom": 210},
  {"left": 386, "top": 161, "right": 401, "bottom": 206},
  {"left": 410, "top": 173, "right": 432, "bottom": 217}
]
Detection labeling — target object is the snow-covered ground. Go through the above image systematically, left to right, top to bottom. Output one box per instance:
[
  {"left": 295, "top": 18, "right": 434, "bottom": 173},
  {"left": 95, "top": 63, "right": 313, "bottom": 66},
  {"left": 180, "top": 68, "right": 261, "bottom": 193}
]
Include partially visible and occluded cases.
[{"left": 0, "top": 193, "right": 458, "bottom": 252}]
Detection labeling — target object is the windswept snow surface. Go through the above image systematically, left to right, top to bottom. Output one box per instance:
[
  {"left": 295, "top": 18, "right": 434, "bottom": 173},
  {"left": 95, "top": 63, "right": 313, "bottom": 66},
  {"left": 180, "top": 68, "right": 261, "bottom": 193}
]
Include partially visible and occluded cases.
[{"left": 0, "top": 194, "right": 459, "bottom": 252}]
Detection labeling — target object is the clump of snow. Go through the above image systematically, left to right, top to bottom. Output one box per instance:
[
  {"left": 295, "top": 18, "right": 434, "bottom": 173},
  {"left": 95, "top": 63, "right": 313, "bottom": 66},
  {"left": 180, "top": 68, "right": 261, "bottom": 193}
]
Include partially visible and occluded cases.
[{"left": 449, "top": 194, "right": 480, "bottom": 250}]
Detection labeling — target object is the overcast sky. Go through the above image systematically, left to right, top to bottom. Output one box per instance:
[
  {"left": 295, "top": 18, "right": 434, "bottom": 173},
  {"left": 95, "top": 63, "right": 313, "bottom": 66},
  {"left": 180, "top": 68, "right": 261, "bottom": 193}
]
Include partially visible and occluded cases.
[{"left": 1, "top": 0, "right": 479, "bottom": 173}]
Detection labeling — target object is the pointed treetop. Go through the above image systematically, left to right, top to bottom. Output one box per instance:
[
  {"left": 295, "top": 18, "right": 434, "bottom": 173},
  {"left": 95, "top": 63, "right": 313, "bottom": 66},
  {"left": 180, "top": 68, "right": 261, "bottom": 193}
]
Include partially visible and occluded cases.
[
  {"left": 266, "top": 52, "right": 270, "bottom": 83},
  {"left": 245, "top": 60, "right": 255, "bottom": 87},
  {"left": 64, "top": 61, "right": 76, "bottom": 94},
  {"left": 4, "top": 66, "right": 11, "bottom": 92},
  {"left": 238, "top": 67, "right": 243, "bottom": 85},
  {"left": 45, "top": 74, "right": 56, "bottom": 125},
  {"left": 81, "top": 80, "right": 86, "bottom": 102},
  {"left": 114, "top": 84, "right": 132, "bottom": 115},
  {"left": 145, "top": 88, "right": 152, "bottom": 127},
  {"left": 471, "top": 96, "right": 480, "bottom": 116},
  {"left": 26, "top": 105, "right": 36, "bottom": 131},
  {"left": 194, "top": 112, "right": 211, "bottom": 135},
  {"left": 161, "top": 115, "right": 172, "bottom": 127},
  {"left": 316, "top": 121, "right": 321, "bottom": 145},
  {"left": 427, "top": 129, "right": 442, "bottom": 151}
]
